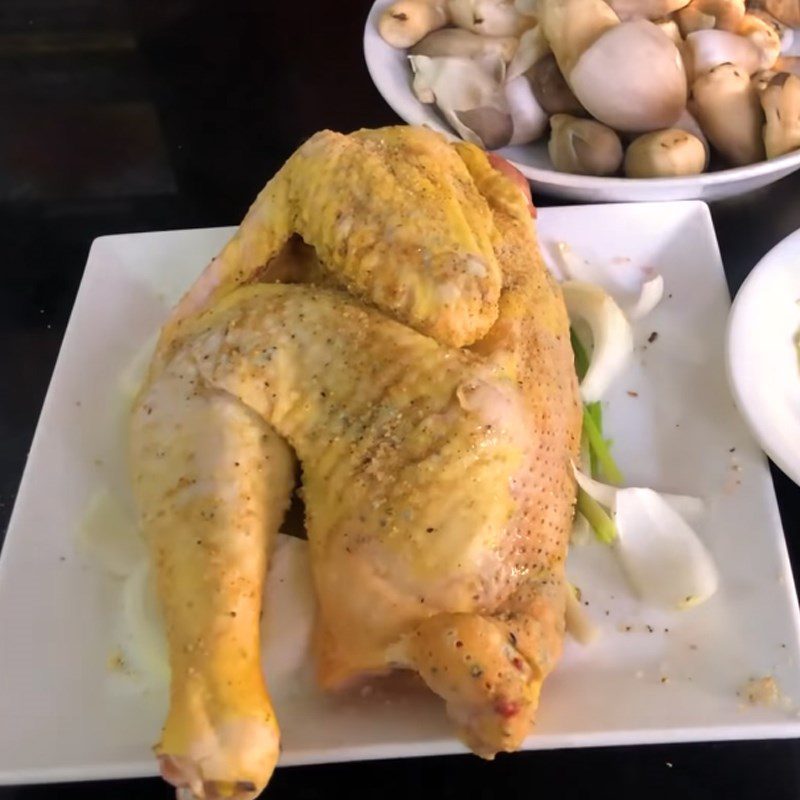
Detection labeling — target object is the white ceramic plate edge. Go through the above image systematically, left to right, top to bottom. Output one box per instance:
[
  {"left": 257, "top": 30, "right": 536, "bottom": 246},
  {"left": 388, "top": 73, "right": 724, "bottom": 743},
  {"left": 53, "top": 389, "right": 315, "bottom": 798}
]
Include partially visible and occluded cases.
[
  {"left": 4, "top": 207, "right": 800, "bottom": 785},
  {"left": 727, "top": 227, "right": 800, "bottom": 486},
  {"left": 8, "top": 718, "right": 800, "bottom": 786}
]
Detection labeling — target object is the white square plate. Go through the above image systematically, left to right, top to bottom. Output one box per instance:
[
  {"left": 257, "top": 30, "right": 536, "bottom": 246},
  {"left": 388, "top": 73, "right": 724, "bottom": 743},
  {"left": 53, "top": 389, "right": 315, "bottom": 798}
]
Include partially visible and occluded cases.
[{"left": 2, "top": 201, "right": 800, "bottom": 786}]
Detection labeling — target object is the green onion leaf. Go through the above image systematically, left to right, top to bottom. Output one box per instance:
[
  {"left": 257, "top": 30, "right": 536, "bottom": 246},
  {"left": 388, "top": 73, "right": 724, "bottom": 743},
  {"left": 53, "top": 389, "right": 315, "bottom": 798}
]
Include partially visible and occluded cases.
[
  {"left": 570, "top": 326, "right": 624, "bottom": 542},
  {"left": 570, "top": 327, "right": 590, "bottom": 381},
  {"left": 586, "top": 401, "right": 601, "bottom": 476},
  {"left": 583, "top": 407, "right": 623, "bottom": 486},
  {"left": 576, "top": 487, "right": 617, "bottom": 544}
]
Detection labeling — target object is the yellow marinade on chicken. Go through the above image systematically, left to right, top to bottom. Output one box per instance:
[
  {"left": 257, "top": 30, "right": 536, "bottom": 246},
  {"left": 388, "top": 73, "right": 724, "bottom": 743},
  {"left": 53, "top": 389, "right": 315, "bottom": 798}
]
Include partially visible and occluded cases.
[{"left": 131, "top": 125, "right": 581, "bottom": 800}]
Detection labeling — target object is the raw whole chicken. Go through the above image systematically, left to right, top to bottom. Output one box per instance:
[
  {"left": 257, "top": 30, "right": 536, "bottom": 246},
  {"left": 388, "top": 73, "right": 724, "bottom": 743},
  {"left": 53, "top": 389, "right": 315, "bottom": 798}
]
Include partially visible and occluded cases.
[{"left": 131, "top": 126, "right": 581, "bottom": 800}]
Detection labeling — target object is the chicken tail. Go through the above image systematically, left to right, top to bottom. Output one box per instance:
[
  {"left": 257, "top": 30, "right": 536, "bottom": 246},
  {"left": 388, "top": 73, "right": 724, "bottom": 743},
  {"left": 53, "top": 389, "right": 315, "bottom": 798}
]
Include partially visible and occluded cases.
[{"left": 403, "top": 612, "right": 550, "bottom": 758}]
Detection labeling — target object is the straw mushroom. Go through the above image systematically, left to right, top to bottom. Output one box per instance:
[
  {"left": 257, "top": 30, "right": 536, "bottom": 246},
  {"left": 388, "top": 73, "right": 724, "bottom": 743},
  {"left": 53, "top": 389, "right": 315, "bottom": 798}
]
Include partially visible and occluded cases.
[
  {"left": 379, "top": 0, "right": 451, "bottom": 48},
  {"left": 448, "top": 0, "right": 536, "bottom": 36},
  {"left": 514, "top": 0, "right": 538, "bottom": 14},
  {"left": 538, "top": 0, "right": 618, "bottom": 76},
  {"left": 539, "top": 0, "right": 687, "bottom": 131},
  {"left": 605, "top": 0, "right": 690, "bottom": 20},
  {"left": 675, "top": 0, "right": 745, "bottom": 34},
  {"left": 763, "top": 0, "right": 800, "bottom": 27},
  {"left": 676, "top": 4, "right": 715, "bottom": 34},
  {"left": 745, "top": 9, "right": 794, "bottom": 54},
  {"left": 738, "top": 13, "right": 781, "bottom": 71},
  {"left": 653, "top": 18, "right": 692, "bottom": 87},
  {"left": 655, "top": 18, "right": 684, "bottom": 44},
  {"left": 506, "top": 25, "right": 550, "bottom": 80},
  {"left": 410, "top": 28, "right": 519, "bottom": 60},
  {"left": 685, "top": 29, "right": 761, "bottom": 76},
  {"left": 527, "top": 53, "right": 584, "bottom": 113},
  {"left": 409, "top": 54, "right": 514, "bottom": 148},
  {"left": 775, "top": 56, "right": 800, "bottom": 78},
  {"left": 690, "top": 61, "right": 765, "bottom": 164},
  {"left": 752, "top": 69, "right": 777, "bottom": 93},
  {"left": 759, "top": 72, "right": 800, "bottom": 158},
  {"left": 506, "top": 74, "right": 550, "bottom": 143},
  {"left": 673, "top": 107, "right": 710, "bottom": 154},
  {"left": 548, "top": 113, "right": 624, "bottom": 174},
  {"left": 624, "top": 129, "right": 708, "bottom": 176}
]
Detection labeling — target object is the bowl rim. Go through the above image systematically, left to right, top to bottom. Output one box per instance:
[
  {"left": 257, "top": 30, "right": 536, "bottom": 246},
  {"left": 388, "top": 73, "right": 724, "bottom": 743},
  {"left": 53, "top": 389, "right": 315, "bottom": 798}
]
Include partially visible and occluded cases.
[
  {"left": 363, "top": 0, "right": 800, "bottom": 190},
  {"left": 726, "top": 225, "right": 800, "bottom": 487}
]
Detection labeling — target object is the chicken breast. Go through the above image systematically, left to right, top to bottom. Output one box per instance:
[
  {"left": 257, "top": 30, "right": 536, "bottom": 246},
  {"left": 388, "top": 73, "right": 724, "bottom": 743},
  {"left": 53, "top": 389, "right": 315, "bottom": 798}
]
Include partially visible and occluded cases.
[{"left": 131, "top": 126, "right": 581, "bottom": 800}]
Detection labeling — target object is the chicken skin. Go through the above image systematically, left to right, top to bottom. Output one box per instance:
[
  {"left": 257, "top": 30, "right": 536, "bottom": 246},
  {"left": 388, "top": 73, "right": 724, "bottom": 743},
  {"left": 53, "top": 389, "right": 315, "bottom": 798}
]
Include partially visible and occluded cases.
[
  {"left": 131, "top": 126, "right": 581, "bottom": 800},
  {"left": 156, "top": 127, "right": 505, "bottom": 371}
]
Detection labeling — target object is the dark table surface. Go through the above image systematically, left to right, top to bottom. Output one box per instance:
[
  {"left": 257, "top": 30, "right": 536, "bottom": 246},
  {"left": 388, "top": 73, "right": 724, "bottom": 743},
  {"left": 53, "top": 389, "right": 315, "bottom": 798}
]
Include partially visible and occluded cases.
[{"left": 1, "top": 1, "right": 800, "bottom": 798}]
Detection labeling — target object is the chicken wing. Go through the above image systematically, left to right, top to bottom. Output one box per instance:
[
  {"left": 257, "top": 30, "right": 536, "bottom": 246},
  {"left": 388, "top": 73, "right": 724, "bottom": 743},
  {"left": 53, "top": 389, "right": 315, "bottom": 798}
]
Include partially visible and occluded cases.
[{"left": 156, "top": 127, "right": 504, "bottom": 370}]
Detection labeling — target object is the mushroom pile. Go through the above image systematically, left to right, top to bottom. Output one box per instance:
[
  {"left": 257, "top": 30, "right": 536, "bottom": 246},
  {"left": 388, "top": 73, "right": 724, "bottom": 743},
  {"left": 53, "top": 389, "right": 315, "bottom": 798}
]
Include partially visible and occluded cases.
[{"left": 378, "top": 0, "right": 800, "bottom": 177}]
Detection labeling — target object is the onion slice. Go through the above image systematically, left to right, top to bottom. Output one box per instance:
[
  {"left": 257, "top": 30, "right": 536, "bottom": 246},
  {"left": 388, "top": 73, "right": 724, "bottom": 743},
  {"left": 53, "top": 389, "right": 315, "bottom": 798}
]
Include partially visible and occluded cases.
[
  {"left": 686, "top": 30, "right": 761, "bottom": 77},
  {"left": 556, "top": 242, "right": 664, "bottom": 321},
  {"left": 556, "top": 242, "right": 610, "bottom": 286},
  {"left": 625, "top": 275, "right": 664, "bottom": 320},
  {"left": 562, "top": 280, "right": 634, "bottom": 403},
  {"left": 573, "top": 463, "right": 705, "bottom": 522},
  {"left": 572, "top": 464, "right": 717, "bottom": 609},
  {"left": 573, "top": 464, "right": 618, "bottom": 508},
  {"left": 615, "top": 488, "right": 719, "bottom": 609},
  {"left": 79, "top": 490, "right": 146, "bottom": 578},
  {"left": 115, "top": 534, "right": 315, "bottom": 689},
  {"left": 261, "top": 536, "right": 315, "bottom": 681},
  {"left": 120, "top": 558, "right": 170, "bottom": 685},
  {"left": 565, "top": 584, "right": 601, "bottom": 644}
]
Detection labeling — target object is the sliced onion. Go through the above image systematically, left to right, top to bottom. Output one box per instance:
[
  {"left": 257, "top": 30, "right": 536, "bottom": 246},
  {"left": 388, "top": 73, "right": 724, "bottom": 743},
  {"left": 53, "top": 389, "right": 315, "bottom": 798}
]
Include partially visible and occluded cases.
[
  {"left": 686, "top": 30, "right": 761, "bottom": 77},
  {"left": 556, "top": 241, "right": 608, "bottom": 285},
  {"left": 556, "top": 242, "right": 664, "bottom": 321},
  {"left": 625, "top": 275, "right": 664, "bottom": 320},
  {"left": 561, "top": 280, "right": 634, "bottom": 403},
  {"left": 118, "top": 334, "right": 158, "bottom": 402},
  {"left": 573, "top": 462, "right": 618, "bottom": 509},
  {"left": 574, "top": 463, "right": 706, "bottom": 518},
  {"left": 572, "top": 465, "right": 715, "bottom": 608},
  {"left": 615, "top": 488, "right": 719, "bottom": 609},
  {"left": 80, "top": 490, "right": 146, "bottom": 578},
  {"left": 661, "top": 492, "right": 706, "bottom": 523},
  {"left": 115, "top": 535, "right": 315, "bottom": 691},
  {"left": 261, "top": 536, "right": 315, "bottom": 682},
  {"left": 120, "top": 558, "right": 170, "bottom": 686},
  {"left": 565, "top": 584, "right": 601, "bottom": 644}
]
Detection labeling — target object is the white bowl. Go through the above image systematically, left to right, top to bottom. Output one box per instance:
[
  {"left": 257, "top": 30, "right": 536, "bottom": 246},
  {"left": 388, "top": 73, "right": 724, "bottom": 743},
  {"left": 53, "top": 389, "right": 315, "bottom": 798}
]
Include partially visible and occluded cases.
[{"left": 364, "top": 0, "right": 800, "bottom": 202}]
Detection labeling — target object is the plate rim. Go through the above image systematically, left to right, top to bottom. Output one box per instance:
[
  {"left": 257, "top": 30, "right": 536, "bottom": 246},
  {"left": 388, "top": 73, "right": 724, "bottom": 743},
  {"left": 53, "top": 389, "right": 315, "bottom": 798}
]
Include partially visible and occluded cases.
[
  {"left": 4, "top": 203, "right": 800, "bottom": 786},
  {"left": 726, "top": 226, "right": 800, "bottom": 487}
]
